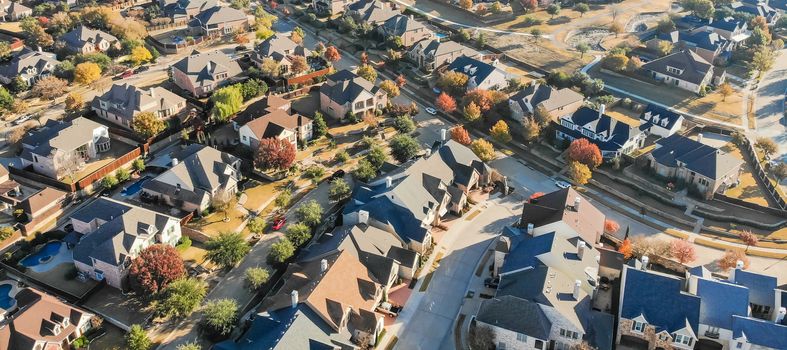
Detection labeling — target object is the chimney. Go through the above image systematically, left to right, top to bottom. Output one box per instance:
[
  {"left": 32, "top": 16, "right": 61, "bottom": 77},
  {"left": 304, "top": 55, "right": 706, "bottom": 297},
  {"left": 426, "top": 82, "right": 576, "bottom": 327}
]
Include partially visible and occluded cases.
[
  {"left": 409, "top": 14, "right": 414, "bottom": 20},
  {"left": 37, "top": 46, "right": 42, "bottom": 52},
  {"left": 206, "top": 61, "right": 212, "bottom": 71},
  {"left": 150, "top": 87, "right": 155, "bottom": 98},
  {"left": 599, "top": 104, "right": 606, "bottom": 117},
  {"left": 441, "top": 128, "right": 447, "bottom": 142},
  {"left": 697, "top": 133, "right": 703, "bottom": 143},
  {"left": 172, "top": 158, "right": 179, "bottom": 166},
  {"left": 385, "top": 176, "right": 393, "bottom": 188},
  {"left": 573, "top": 196, "right": 581, "bottom": 210},
  {"left": 358, "top": 210, "right": 369, "bottom": 224},
  {"left": 526, "top": 223, "right": 534, "bottom": 235},
  {"left": 577, "top": 241, "right": 586, "bottom": 260},
  {"left": 641, "top": 256, "right": 649, "bottom": 270},
  {"left": 320, "top": 259, "right": 328, "bottom": 273},
  {"left": 729, "top": 260, "right": 744, "bottom": 281},
  {"left": 573, "top": 280, "right": 581, "bottom": 300},
  {"left": 290, "top": 290, "right": 298, "bottom": 308},
  {"left": 776, "top": 308, "right": 786, "bottom": 324}
]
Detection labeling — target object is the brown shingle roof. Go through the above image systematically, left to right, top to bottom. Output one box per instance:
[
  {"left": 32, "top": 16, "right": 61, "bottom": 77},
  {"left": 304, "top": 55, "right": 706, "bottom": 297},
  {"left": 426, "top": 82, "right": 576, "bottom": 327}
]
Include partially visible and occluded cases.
[
  {"left": 243, "top": 110, "right": 311, "bottom": 140},
  {"left": 19, "top": 187, "right": 66, "bottom": 216},
  {"left": 520, "top": 187, "right": 604, "bottom": 244},
  {"left": 2, "top": 288, "right": 91, "bottom": 350}
]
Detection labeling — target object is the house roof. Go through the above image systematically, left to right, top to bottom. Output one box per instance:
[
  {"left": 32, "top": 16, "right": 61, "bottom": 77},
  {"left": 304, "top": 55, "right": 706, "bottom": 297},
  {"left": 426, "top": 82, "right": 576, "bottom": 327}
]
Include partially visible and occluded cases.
[
  {"left": 162, "top": 0, "right": 216, "bottom": 17},
  {"left": 348, "top": 0, "right": 399, "bottom": 24},
  {"left": 0, "top": 1, "right": 31, "bottom": 17},
  {"left": 189, "top": 5, "right": 247, "bottom": 26},
  {"left": 380, "top": 14, "right": 428, "bottom": 36},
  {"left": 707, "top": 17, "right": 746, "bottom": 32},
  {"left": 59, "top": 25, "right": 118, "bottom": 51},
  {"left": 659, "top": 29, "right": 729, "bottom": 52},
  {"left": 254, "top": 34, "right": 310, "bottom": 62},
  {"left": 411, "top": 40, "right": 478, "bottom": 61},
  {"left": 0, "top": 47, "right": 59, "bottom": 79},
  {"left": 172, "top": 50, "right": 242, "bottom": 88},
  {"left": 641, "top": 50, "right": 713, "bottom": 85},
  {"left": 446, "top": 55, "right": 501, "bottom": 89},
  {"left": 320, "top": 69, "right": 380, "bottom": 106},
  {"left": 93, "top": 83, "right": 185, "bottom": 120},
  {"left": 510, "top": 83, "right": 584, "bottom": 114},
  {"left": 639, "top": 104, "right": 683, "bottom": 132},
  {"left": 556, "top": 106, "right": 640, "bottom": 154},
  {"left": 242, "top": 109, "right": 311, "bottom": 141},
  {"left": 21, "top": 117, "right": 106, "bottom": 157},
  {"left": 651, "top": 134, "right": 743, "bottom": 180},
  {"left": 142, "top": 144, "right": 239, "bottom": 206},
  {"left": 19, "top": 187, "right": 66, "bottom": 216},
  {"left": 519, "top": 187, "right": 605, "bottom": 244},
  {"left": 72, "top": 198, "right": 178, "bottom": 267},
  {"left": 620, "top": 266, "right": 701, "bottom": 334},
  {"left": 731, "top": 269, "right": 777, "bottom": 308},
  {"left": 695, "top": 277, "right": 750, "bottom": 330},
  {"left": 0, "top": 288, "right": 91, "bottom": 350},
  {"left": 476, "top": 295, "right": 553, "bottom": 340},
  {"left": 732, "top": 315, "right": 787, "bottom": 349}
]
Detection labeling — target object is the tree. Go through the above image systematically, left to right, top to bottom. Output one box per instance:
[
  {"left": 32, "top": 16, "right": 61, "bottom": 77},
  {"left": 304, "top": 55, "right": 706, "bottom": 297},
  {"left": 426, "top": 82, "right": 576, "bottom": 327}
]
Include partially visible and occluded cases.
[
  {"left": 459, "top": 0, "right": 473, "bottom": 10},
  {"left": 522, "top": 0, "right": 537, "bottom": 12},
  {"left": 693, "top": 0, "right": 715, "bottom": 18},
  {"left": 490, "top": 1, "right": 503, "bottom": 14},
  {"left": 546, "top": 3, "right": 560, "bottom": 18},
  {"left": 573, "top": 3, "right": 589, "bottom": 16},
  {"left": 20, "top": 17, "right": 53, "bottom": 48},
  {"left": 657, "top": 17, "right": 676, "bottom": 33},
  {"left": 610, "top": 22, "right": 623, "bottom": 37},
  {"left": 256, "top": 27, "right": 274, "bottom": 40},
  {"left": 748, "top": 27, "right": 771, "bottom": 47},
  {"left": 234, "top": 30, "right": 250, "bottom": 45},
  {"left": 290, "top": 31, "right": 303, "bottom": 44},
  {"left": 656, "top": 40, "right": 673, "bottom": 56},
  {"left": 0, "top": 41, "right": 10, "bottom": 61},
  {"left": 576, "top": 43, "right": 590, "bottom": 58},
  {"left": 749, "top": 45, "right": 775, "bottom": 78},
  {"left": 130, "top": 46, "right": 152, "bottom": 66},
  {"left": 324, "top": 46, "right": 341, "bottom": 63},
  {"left": 602, "top": 53, "right": 629, "bottom": 72},
  {"left": 290, "top": 56, "right": 308, "bottom": 75},
  {"left": 625, "top": 56, "right": 642, "bottom": 72},
  {"left": 260, "top": 57, "right": 281, "bottom": 78},
  {"left": 74, "top": 62, "right": 101, "bottom": 85},
  {"left": 357, "top": 64, "right": 377, "bottom": 82},
  {"left": 436, "top": 71, "right": 469, "bottom": 96},
  {"left": 396, "top": 74, "right": 407, "bottom": 88},
  {"left": 32, "top": 76, "right": 68, "bottom": 99},
  {"left": 379, "top": 80, "right": 399, "bottom": 98},
  {"left": 717, "top": 82, "right": 734, "bottom": 102},
  {"left": 464, "top": 89, "right": 505, "bottom": 112},
  {"left": 436, "top": 92, "right": 457, "bottom": 113},
  {"left": 64, "top": 93, "right": 84, "bottom": 114},
  {"left": 463, "top": 101, "right": 482, "bottom": 122},
  {"left": 131, "top": 112, "right": 166, "bottom": 138},
  {"left": 313, "top": 112, "right": 328, "bottom": 138},
  {"left": 393, "top": 115, "right": 416, "bottom": 134},
  {"left": 522, "top": 117, "right": 541, "bottom": 143},
  {"left": 490, "top": 120, "right": 511, "bottom": 143},
  {"left": 451, "top": 126, "right": 472, "bottom": 145},
  {"left": 389, "top": 134, "right": 420, "bottom": 163},
  {"left": 755, "top": 137, "right": 777, "bottom": 160},
  {"left": 255, "top": 138, "right": 296, "bottom": 170},
  {"left": 470, "top": 139, "right": 496, "bottom": 161},
  {"left": 568, "top": 139, "right": 603, "bottom": 169},
  {"left": 366, "top": 145, "right": 387, "bottom": 169},
  {"left": 334, "top": 150, "right": 350, "bottom": 164},
  {"left": 133, "top": 159, "right": 146, "bottom": 172},
  {"left": 353, "top": 159, "right": 378, "bottom": 182},
  {"left": 568, "top": 161, "right": 592, "bottom": 185},
  {"left": 773, "top": 162, "right": 787, "bottom": 183},
  {"left": 304, "top": 165, "right": 326, "bottom": 182},
  {"left": 102, "top": 174, "right": 118, "bottom": 189},
  {"left": 329, "top": 178, "right": 351, "bottom": 202},
  {"left": 210, "top": 189, "right": 233, "bottom": 222},
  {"left": 275, "top": 189, "right": 292, "bottom": 209},
  {"left": 296, "top": 200, "right": 323, "bottom": 227},
  {"left": 604, "top": 219, "right": 620, "bottom": 234},
  {"left": 285, "top": 222, "right": 312, "bottom": 246},
  {"left": 0, "top": 226, "right": 15, "bottom": 241},
  {"left": 738, "top": 230, "right": 759, "bottom": 252},
  {"left": 206, "top": 232, "right": 250, "bottom": 269},
  {"left": 630, "top": 236, "right": 672, "bottom": 259},
  {"left": 268, "top": 238, "right": 295, "bottom": 264},
  {"left": 618, "top": 238, "right": 633, "bottom": 259},
  {"left": 670, "top": 239, "right": 696, "bottom": 264},
  {"left": 129, "top": 244, "right": 185, "bottom": 295},
  {"left": 718, "top": 249, "right": 750, "bottom": 271},
  {"left": 245, "top": 267, "right": 270, "bottom": 290},
  {"left": 158, "top": 277, "right": 207, "bottom": 318},
  {"left": 201, "top": 299, "right": 238, "bottom": 336},
  {"left": 126, "top": 324, "right": 152, "bottom": 350},
  {"left": 468, "top": 324, "right": 496, "bottom": 350},
  {"left": 177, "top": 343, "right": 201, "bottom": 350}
]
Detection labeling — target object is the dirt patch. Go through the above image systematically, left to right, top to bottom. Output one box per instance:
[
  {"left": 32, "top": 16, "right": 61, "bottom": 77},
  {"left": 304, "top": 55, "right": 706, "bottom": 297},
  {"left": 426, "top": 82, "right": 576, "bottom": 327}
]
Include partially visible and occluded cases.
[
  {"left": 625, "top": 13, "right": 665, "bottom": 32},
  {"left": 566, "top": 28, "right": 613, "bottom": 51},
  {"left": 486, "top": 33, "right": 586, "bottom": 72}
]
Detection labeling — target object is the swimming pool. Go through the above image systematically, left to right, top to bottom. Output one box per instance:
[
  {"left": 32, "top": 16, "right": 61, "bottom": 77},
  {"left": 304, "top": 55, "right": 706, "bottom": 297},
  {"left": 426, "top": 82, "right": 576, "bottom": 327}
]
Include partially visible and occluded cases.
[
  {"left": 436, "top": 33, "right": 448, "bottom": 39},
  {"left": 122, "top": 175, "right": 152, "bottom": 196},
  {"left": 20, "top": 241, "right": 62, "bottom": 267},
  {"left": 0, "top": 284, "right": 15, "bottom": 310}
]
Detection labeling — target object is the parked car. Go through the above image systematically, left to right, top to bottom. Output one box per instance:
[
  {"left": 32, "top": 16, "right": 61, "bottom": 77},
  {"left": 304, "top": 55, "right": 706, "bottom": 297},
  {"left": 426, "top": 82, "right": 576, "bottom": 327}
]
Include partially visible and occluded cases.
[
  {"left": 235, "top": 45, "right": 248, "bottom": 52},
  {"left": 134, "top": 65, "right": 150, "bottom": 73},
  {"left": 119, "top": 70, "right": 134, "bottom": 79},
  {"left": 424, "top": 107, "right": 437, "bottom": 115},
  {"left": 13, "top": 114, "right": 32, "bottom": 125},
  {"left": 330, "top": 169, "right": 345, "bottom": 180},
  {"left": 555, "top": 180, "right": 571, "bottom": 189},
  {"left": 271, "top": 216, "right": 286, "bottom": 231},
  {"left": 484, "top": 276, "right": 499, "bottom": 288}
]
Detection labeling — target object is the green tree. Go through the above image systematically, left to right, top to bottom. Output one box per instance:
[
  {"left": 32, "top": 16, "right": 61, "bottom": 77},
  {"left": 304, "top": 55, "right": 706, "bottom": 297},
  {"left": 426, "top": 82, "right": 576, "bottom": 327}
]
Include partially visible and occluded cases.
[
  {"left": 546, "top": 3, "right": 561, "bottom": 18},
  {"left": 573, "top": 3, "right": 589, "bottom": 16},
  {"left": 576, "top": 43, "right": 590, "bottom": 58},
  {"left": 749, "top": 45, "right": 776, "bottom": 78},
  {"left": 130, "top": 46, "right": 152, "bottom": 66},
  {"left": 602, "top": 53, "right": 629, "bottom": 72},
  {"left": 357, "top": 64, "right": 377, "bottom": 82},
  {"left": 10, "top": 76, "right": 28, "bottom": 93},
  {"left": 379, "top": 79, "right": 400, "bottom": 98},
  {"left": 210, "top": 85, "right": 244, "bottom": 122},
  {"left": 0, "top": 87, "right": 13, "bottom": 111},
  {"left": 463, "top": 101, "right": 482, "bottom": 122},
  {"left": 132, "top": 111, "right": 166, "bottom": 137},
  {"left": 313, "top": 112, "right": 328, "bottom": 138},
  {"left": 393, "top": 115, "right": 416, "bottom": 134},
  {"left": 522, "top": 117, "right": 541, "bottom": 143},
  {"left": 490, "top": 120, "right": 512, "bottom": 143},
  {"left": 389, "top": 134, "right": 420, "bottom": 163},
  {"left": 366, "top": 145, "right": 387, "bottom": 169},
  {"left": 334, "top": 150, "right": 350, "bottom": 163},
  {"left": 132, "top": 159, "right": 146, "bottom": 171},
  {"left": 353, "top": 159, "right": 377, "bottom": 182},
  {"left": 116, "top": 168, "right": 130, "bottom": 182},
  {"left": 102, "top": 174, "right": 118, "bottom": 189},
  {"left": 329, "top": 178, "right": 351, "bottom": 201},
  {"left": 275, "top": 189, "right": 292, "bottom": 208},
  {"left": 295, "top": 200, "right": 323, "bottom": 227},
  {"left": 247, "top": 216, "right": 266, "bottom": 234},
  {"left": 285, "top": 222, "right": 312, "bottom": 246},
  {"left": 0, "top": 226, "right": 15, "bottom": 241},
  {"left": 206, "top": 232, "right": 251, "bottom": 269},
  {"left": 268, "top": 238, "right": 295, "bottom": 264},
  {"left": 244, "top": 267, "right": 270, "bottom": 290},
  {"left": 157, "top": 278, "right": 207, "bottom": 318},
  {"left": 201, "top": 299, "right": 238, "bottom": 336},
  {"left": 126, "top": 324, "right": 152, "bottom": 350},
  {"left": 176, "top": 342, "right": 202, "bottom": 350}
]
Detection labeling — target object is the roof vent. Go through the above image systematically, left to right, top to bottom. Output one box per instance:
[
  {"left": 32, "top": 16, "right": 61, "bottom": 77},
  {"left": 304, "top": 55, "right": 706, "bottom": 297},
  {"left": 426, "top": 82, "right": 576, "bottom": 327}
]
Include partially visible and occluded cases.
[
  {"left": 598, "top": 104, "right": 606, "bottom": 117},
  {"left": 697, "top": 133, "right": 704, "bottom": 143},
  {"left": 172, "top": 158, "right": 179, "bottom": 166},
  {"left": 385, "top": 176, "right": 393, "bottom": 188},
  {"left": 573, "top": 196, "right": 581, "bottom": 210},
  {"left": 527, "top": 223, "right": 534, "bottom": 235},
  {"left": 577, "top": 241, "right": 586, "bottom": 259},
  {"left": 641, "top": 256, "right": 649, "bottom": 270},
  {"left": 320, "top": 259, "right": 328, "bottom": 273},
  {"left": 573, "top": 280, "right": 582, "bottom": 300},
  {"left": 291, "top": 290, "right": 298, "bottom": 308}
]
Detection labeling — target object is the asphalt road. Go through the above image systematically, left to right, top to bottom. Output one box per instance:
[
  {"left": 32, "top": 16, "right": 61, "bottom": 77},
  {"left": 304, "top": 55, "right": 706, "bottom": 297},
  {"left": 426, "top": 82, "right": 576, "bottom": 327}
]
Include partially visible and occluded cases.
[{"left": 753, "top": 49, "right": 787, "bottom": 162}]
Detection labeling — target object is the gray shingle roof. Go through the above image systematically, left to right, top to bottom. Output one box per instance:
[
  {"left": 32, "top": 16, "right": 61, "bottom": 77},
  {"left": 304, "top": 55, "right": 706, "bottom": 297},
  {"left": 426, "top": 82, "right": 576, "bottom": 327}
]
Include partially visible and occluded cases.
[
  {"left": 348, "top": 0, "right": 398, "bottom": 24},
  {"left": 189, "top": 5, "right": 247, "bottom": 26},
  {"left": 380, "top": 14, "right": 428, "bottom": 36},
  {"left": 59, "top": 25, "right": 118, "bottom": 51},
  {"left": 254, "top": 34, "right": 310, "bottom": 63},
  {"left": 0, "top": 47, "right": 59, "bottom": 80},
  {"left": 172, "top": 50, "right": 242, "bottom": 88},
  {"left": 641, "top": 50, "right": 713, "bottom": 85},
  {"left": 320, "top": 69, "right": 380, "bottom": 105},
  {"left": 93, "top": 83, "right": 186, "bottom": 120},
  {"left": 510, "top": 83, "right": 584, "bottom": 114},
  {"left": 20, "top": 117, "right": 106, "bottom": 156},
  {"left": 651, "top": 134, "right": 743, "bottom": 180},
  {"left": 476, "top": 295, "right": 553, "bottom": 339}
]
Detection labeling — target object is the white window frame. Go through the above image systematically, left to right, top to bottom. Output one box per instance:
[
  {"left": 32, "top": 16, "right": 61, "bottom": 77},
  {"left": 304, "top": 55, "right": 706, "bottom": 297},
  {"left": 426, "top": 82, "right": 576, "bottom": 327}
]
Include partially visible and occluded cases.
[{"left": 631, "top": 320, "right": 645, "bottom": 333}]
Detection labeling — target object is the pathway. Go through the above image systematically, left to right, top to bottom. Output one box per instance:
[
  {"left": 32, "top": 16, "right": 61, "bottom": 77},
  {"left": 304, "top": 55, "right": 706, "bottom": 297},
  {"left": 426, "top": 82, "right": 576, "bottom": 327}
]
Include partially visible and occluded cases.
[{"left": 752, "top": 49, "right": 787, "bottom": 162}]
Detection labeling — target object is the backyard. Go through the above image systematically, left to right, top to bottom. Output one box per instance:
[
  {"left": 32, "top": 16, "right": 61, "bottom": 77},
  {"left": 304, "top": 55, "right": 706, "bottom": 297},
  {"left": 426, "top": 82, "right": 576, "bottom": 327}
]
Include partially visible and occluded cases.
[{"left": 721, "top": 142, "right": 769, "bottom": 206}]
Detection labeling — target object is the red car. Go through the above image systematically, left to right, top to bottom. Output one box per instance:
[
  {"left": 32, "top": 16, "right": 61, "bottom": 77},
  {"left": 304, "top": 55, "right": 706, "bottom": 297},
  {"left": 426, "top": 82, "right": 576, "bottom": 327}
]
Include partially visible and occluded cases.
[
  {"left": 120, "top": 70, "right": 134, "bottom": 78},
  {"left": 271, "top": 216, "right": 286, "bottom": 231}
]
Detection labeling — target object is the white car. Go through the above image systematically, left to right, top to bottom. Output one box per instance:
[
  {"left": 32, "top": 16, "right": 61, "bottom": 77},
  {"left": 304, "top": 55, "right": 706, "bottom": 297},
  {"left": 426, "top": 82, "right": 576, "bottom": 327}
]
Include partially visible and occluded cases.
[
  {"left": 425, "top": 107, "right": 437, "bottom": 115},
  {"left": 13, "top": 114, "right": 32, "bottom": 125},
  {"left": 555, "top": 180, "right": 571, "bottom": 189}
]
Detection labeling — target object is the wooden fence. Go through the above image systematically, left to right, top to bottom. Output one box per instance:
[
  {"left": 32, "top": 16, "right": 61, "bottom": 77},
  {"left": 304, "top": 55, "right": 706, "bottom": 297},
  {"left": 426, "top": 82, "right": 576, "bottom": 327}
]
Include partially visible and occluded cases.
[
  {"left": 286, "top": 67, "right": 332, "bottom": 86},
  {"left": 741, "top": 138, "right": 787, "bottom": 211},
  {"left": 75, "top": 147, "right": 141, "bottom": 191}
]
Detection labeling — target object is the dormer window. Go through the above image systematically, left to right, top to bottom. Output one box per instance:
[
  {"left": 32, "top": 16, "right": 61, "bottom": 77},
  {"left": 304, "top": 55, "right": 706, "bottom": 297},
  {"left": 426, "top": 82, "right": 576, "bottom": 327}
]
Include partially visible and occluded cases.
[
  {"left": 666, "top": 66, "right": 683, "bottom": 75},
  {"left": 631, "top": 320, "right": 646, "bottom": 333},
  {"left": 673, "top": 334, "right": 693, "bottom": 347}
]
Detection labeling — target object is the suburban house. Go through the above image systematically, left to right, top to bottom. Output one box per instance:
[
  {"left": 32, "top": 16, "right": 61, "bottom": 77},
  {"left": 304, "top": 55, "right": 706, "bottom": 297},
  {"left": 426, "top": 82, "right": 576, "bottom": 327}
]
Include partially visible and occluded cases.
[
  {"left": 0, "top": 0, "right": 30, "bottom": 21},
  {"left": 160, "top": 0, "right": 217, "bottom": 19},
  {"left": 313, "top": 0, "right": 352, "bottom": 15},
  {"left": 347, "top": 0, "right": 398, "bottom": 25},
  {"left": 731, "top": 0, "right": 780, "bottom": 24},
  {"left": 188, "top": 6, "right": 249, "bottom": 37},
  {"left": 377, "top": 14, "right": 434, "bottom": 47},
  {"left": 700, "top": 17, "right": 750, "bottom": 45},
  {"left": 58, "top": 25, "right": 120, "bottom": 54},
  {"left": 650, "top": 29, "right": 732, "bottom": 64},
  {"left": 251, "top": 34, "right": 311, "bottom": 77},
  {"left": 407, "top": 39, "right": 479, "bottom": 72},
  {"left": 0, "top": 47, "right": 60, "bottom": 85},
  {"left": 171, "top": 50, "right": 242, "bottom": 97},
  {"left": 641, "top": 50, "right": 724, "bottom": 94},
  {"left": 445, "top": 55, "right": 509, "bottom": 91},
  {"left": 319, "top": 69, "right": 387, "bottom": 120},
  {"left": 92, "top": 83, "right": 187, "bottom": 130},
  {"left": 508, "top": 83, "right": 584, "bottom": 124},
  {"left": 638, "top": 104, "right": 684, "bottom": 138},
  {"left": 555, "top": 105, "right": 645, "bottom": 159},
  {"left": 238, "top": 109, "right": 313, "bottom": 149},
  {"left": 18, "top": 118, "right": 110, "bottom": 180},
  {"left": 646, "top": 134, "right": 743, "bottom": 199},
  {"left": 344, "top": 140, "right": 492, "bottom": 253},
  {"left": 141, "top": 144, "right": 241, "bottom": 213},
  {"left": 17, "top": 187, "right": 68, "bottom": 234},
  {"left": 519, "top": 187, "right": 605, "bottom": 245},
  {"left": 70, "top": 198, "right": 182, "bottom": 289},
  {"left": 476, "top": 226, "right": 615, "bottom": 350},
  {"left": 215, "top": 251, "right": 385, "bottom": 349},
  {"left": 617, "top": 261, "right": 787, "bottom": 350},
  {"left": 0, "top": 287, "right": 95, "bottom": 350}
]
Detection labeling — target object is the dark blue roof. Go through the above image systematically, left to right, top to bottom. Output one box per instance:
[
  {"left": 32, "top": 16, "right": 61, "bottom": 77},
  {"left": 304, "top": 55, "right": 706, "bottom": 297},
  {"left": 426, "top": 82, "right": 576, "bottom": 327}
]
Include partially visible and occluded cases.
[
  {"left": 677, "top": 15, "right": 709, "bottom": 29},
  {"left": 708, "top": 17, "right": 744, "bottom": 32},
  {"left": 447, "top": 55, "right": 496, "bottom": 87},
  {"left": 639, "top": 104, "right": 682, "bottom": 131},
  {"left": 556, "top": 107, "right": 639, "bottom": 155},
  {"left": 651, "top": 134, "right": 741, "bottom": 180},
  {"left": 349, "top": 196, "right": 429, "bottom": 243},
  {"left": 501, "top": 232, "right": 555, "bottom": 274},
  {"left": 620, "top": 268, "right": 701, "bottom": 334},
  {"left": 733, "top": 269, "right": 777, "bottom": 308},
  {"left": 696, "top": 278, "right": 749, "bottom": 329},
  {"left": 214, "top": 306, "right": 336, "bottom": 350},
  {"left": 732, "top": 315, "right": 787, "bottom": 349}
]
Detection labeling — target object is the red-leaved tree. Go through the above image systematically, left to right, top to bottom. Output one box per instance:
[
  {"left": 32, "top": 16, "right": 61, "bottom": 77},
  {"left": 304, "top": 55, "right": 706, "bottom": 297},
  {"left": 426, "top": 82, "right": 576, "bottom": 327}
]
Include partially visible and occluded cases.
[
  {"left": 521, "top": 0, "right": 538, "bottom": 11},
  {"left": 324, "top": 46, "right": 341, "bottom": 63},
  {"left": 396, "top": 74, "right": 407, "bottom": 87},
  {"left": 463, "top": 89, "right": 505, "bottom": 112},
  {"left": 436, "top": 92, "right": 457, "bottom": 113},
  {"left": 450, "top": 126, "right": 472, "bottom": 145},
  {"left": 255, "top": 138, "right": 296, "bottom": 170},
  {"left": 568, "top": 138, "right": 603, "bottom": 169},
  {"left": 604, "top": 219, "right": 620, "bottom": 234},
  {"left": 738, "top": 230, "right": 759, "bottom": 252},
  {"left": 618, "top": 238, "right": 633, "bottom": 259},
  {"left": 670, "top": 239, "right": 697, "bottom": 264},
  {"left": 129, "top": 244, "right": 186, "bottom": 295},
  {"left": 718, "top": 249, "right": 750, "bottom": 271}
]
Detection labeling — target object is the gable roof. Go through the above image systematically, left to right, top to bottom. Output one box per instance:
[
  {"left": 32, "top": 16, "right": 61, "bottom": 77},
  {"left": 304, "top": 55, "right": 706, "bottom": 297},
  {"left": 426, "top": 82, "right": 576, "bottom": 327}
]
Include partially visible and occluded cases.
[
  {"left": 348, "top": 0, "right": 399, "bottom": 24},
  {"left": 0, "top": 1, "right": 31, "bottom": 17},
  {"left": 189, "top": 5, "right": 247, "bottom": 26},
  {"left": 380, "top": 14, "right": 428, "bottom": 36},
  {"left": 707, "top": 17, "right": 746, "bottom": 32},
  {"left": 59, "top": 25, "right": 118, "bottom": 50},
  {"left": 254, "top": 34, "right": 310, "bottom": 62},
  {"left": 412, "top": 39, "right": 478, "bottom": 60},
  {"left": 0, "top": 47, "right": 59, "bottom": 78},
  {"left": 172, "top": 50, "right": 242, "bottom": 88},
  {"left": 642, "top": 50, "right": 713, "bottom": 85},
  {"left": 446, "top": 55, "right": 501, "bottom": 88},
  {"left": 320, "top": 69, "right": 381, "bottom": 105},
  {"left": 94, "top": 83, "right": 186, "bottom": 120},
  {"left": 510, "top": 83, "right": 584, "bottom": 114},
  {"left": 639, "top": 104, "right": 683, "bottom": 131},
  {"left": 556, "top": 106, "right": 641, "bottom": 153},
  {"left": 242, "top": 109, "right": 311, "bottom": 140},
  {"left": 21, "top": 117, "right": 106, "bottom": 157},
  {"left": 651, "top": 134, "right": 743, "bottom": 180},
  {"left": 19, "top": 187, "right": 66, "bottom": 216},
  {"left": 519, "top": 187, "right": 605, "bottom": 244},
  {"left": 620, "top": 266, "right": 701, "bottom": 334},
  {"left": 731, "top": 269, "right": 777, "bottom": 308},
  {"left": 695, "top": 278, "right": 750, "bottom": 330},
  {"left": 1, "top": 288, "right": 91, "bottom": 349},
  {"left": 476, "top": 295, "right": 553, "bottom": 339},
  {"left": 732, "top": 316, "right": 787, "bottom": 349}
]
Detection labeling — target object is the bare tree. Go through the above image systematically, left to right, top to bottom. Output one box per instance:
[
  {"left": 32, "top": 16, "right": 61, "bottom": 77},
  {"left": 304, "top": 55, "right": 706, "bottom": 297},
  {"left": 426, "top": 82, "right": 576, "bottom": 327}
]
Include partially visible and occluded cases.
[
  {"left": 610, "top": 5, "right": 620, "bottom": 22},
  {"left": 58, "top": 151, "right": 84, "bottom": 183},
  {"left": 211, "top": 188, "right": 233, "bottom": 222},
  {"left": 468, "top": 323, "right": 496, "bottom": 350}
]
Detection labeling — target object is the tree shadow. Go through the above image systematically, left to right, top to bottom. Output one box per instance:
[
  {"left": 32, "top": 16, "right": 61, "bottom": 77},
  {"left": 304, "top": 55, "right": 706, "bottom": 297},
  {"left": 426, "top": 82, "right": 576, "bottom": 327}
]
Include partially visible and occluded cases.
[{"left": 547, "top": 16, "right": 571, "bottom": 25}]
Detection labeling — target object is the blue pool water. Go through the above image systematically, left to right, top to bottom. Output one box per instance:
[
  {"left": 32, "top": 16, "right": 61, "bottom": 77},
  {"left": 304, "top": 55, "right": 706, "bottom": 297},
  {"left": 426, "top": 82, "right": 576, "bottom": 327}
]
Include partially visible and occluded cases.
[
  {"left": 436, "top": 33, "right": 448, "bottom": 39},
  {"left": 122, "top": 175, "right": 152, "bottom": 196},
  {"left": 20, "top": 241, "right": 62, "bottom": 267},
  {"left": 0, "top": 284, "right": 14, "bottom": 310}
]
